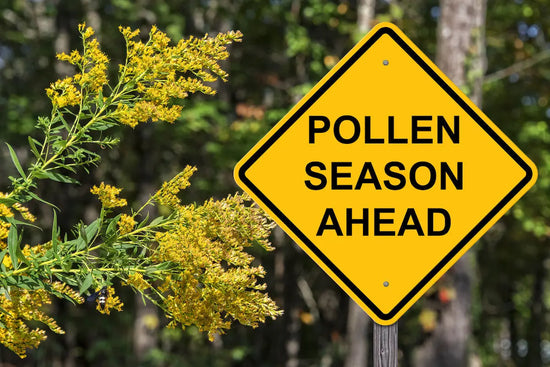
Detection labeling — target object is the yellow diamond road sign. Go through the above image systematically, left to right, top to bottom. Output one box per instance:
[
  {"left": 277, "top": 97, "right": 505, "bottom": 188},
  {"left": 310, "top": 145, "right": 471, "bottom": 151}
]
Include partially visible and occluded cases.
[{"left": 234, "top": 23, "right": 537, "bottom": 325}]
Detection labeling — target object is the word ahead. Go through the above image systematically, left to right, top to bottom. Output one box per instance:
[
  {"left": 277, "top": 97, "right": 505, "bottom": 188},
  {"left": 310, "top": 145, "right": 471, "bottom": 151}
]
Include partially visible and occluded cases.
[{"left": 316, "top": 207, "right": 450, "bottom": 237}]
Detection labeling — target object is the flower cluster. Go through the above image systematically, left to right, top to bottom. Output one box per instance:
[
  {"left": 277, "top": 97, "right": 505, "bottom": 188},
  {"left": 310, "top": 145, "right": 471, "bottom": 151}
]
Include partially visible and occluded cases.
[
  {"left": 0, "top": 22, "right": 278, "bottom": 359},
  {"left": 54, "top": 23, "right": 109, "bottom": 97},
  {"left": 113, "top": 26, "right": 242, "bottom": 127},
  {"left": 45, "top": 77, "right": 82, "bottom": 108},
  {"left": 154, "top": 165, "right": 197, "bottom": 209},
  {"left": 90, "top": 182, "right": 127, "bottom": 208},
  {"left": 152, "top": 188, "right": 279, "bottom": 340},
  {"left": 0, "top": 197, "right": 35, "bottom": 250},
  {"left": 12, "top": 203, "right": 36, "bottom": 223},
  {"left": 0, "top": 204, "right": 13, "bottom": 248},
  {"left": 117, "top": 214, "right": 136, "bottom": 235},
  {"left": 125, "top": 272, "right": 150, "bottom": 292},
  {"left": 45, "top": 280, "right": 85, "bottom": 304},
  {"left": 95, "top": 287, "right": 123, "bottom": 315},
  {"left": 0, "top": 288, "right": 64, "bottom": 358}
]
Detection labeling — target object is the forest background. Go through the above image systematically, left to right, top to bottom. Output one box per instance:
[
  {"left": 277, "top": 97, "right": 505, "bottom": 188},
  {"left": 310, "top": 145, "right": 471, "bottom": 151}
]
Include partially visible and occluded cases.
[{"left": 0, "top": 0, "right": 548, "bottom": 366}]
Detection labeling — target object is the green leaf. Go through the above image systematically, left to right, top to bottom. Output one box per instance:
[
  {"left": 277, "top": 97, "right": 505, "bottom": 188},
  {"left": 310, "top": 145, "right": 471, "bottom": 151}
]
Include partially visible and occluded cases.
[
  {"left": 97, "top": 89, "right": 104, "bottom": 108},
  {"left": 56, "top": 112, "right": 71, "bottom": 131},
  {"left": 78, "top": 113, "right": 94, "bottom": 120},
  {"left": 93, "top": 122, "right": 116, "bottom": 131},
  {"left": 28, "top": 137, "right": 42, "bottom": 159},
  {"left": 51, "top": 139, "right": 67, "bottom": 152},
  {"left": 6, "top": 143, "right": 26, "bottom": 179},
  {"left": 35, "top": 170, "right": 79, "bottom": 184},
  {"left": 28, "top": 192, "right": 60, "bottom": 210},
  {"left": 0, "top": 197, "right": 17, "bottom": 207},
  {"left": 52, "top": 210, "right": 59, "bottom": 256},
  {"left": 137, "top": 212, "right": 150, "bottom": 229},
  {"left": 105, "top": 214, "right": 121, "bottom": 237},
  {"left": 4, "top": 216, "right": 42, "bottom": 231},
  {"left": 149, "top": 216, "right": 165, "bottom": 227},
  {"left": 85, "top": 218, "right": 100, "bottom": 243},
  {"left": 74, "top": 222, "right": 84, "bottom": 242},
  {"left": 7, "top": 226, "right": 19, "bottom": 270},
  {"left": 73, "top": 237, "right": 86, "bottom": 251},
  {"left": 115, "top": 242, "right": 138, "bottom": 250},
  {"left": 0, "top": 248, "right": 8, "bottom": 272},
  {"left": 62, "top": 259, "right": 73, "bottom": 272},
  {"left": 148, "top": 261, "right": 176, "bottom": 272},
  {"left": 54, "top": 273, "right": 78, "bottom": 287},
  {"left": 79, "top": 273, "right": 94, "bottom": 294},
  {"left": 4, "top": 276, "right": 18, "bottom": 286},
  {"left": 17, "top": 276, "right": 42, "bottom": 290}
]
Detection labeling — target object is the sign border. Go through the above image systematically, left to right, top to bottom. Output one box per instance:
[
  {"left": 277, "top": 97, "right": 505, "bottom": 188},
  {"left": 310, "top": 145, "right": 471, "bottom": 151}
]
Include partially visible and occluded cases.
[{"left": 235, "top": 22, "right": 537, "bottom": 323}]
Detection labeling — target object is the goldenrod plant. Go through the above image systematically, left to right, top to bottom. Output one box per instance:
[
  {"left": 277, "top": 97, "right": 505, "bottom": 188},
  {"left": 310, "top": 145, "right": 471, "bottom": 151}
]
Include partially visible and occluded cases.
[{"left": 0, "top": 23, "right": 280, "bottom": 358}]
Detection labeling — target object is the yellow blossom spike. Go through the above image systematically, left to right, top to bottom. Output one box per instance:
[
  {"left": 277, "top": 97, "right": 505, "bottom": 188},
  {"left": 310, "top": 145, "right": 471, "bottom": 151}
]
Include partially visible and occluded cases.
[
  {"left": 154, "top": 166, "right": 197, "bottom": 209},
  {"left": 90, "top": 182, "right": 127, "bottom": 208},
  {"left": 117, "top": 214, "right": 136, "bottom": 235},
  {"left": 125, "top": 273, "right": 150, "bottom": 291}
]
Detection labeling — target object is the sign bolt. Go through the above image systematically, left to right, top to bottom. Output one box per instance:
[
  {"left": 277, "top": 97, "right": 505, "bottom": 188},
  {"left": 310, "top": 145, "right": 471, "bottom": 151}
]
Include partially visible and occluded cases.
[
  {"left": 383, "top": 59, "right": 389, "bottom": 65},
  {"left": 383, "top": 281, "right": 390, "bottom": 287}
]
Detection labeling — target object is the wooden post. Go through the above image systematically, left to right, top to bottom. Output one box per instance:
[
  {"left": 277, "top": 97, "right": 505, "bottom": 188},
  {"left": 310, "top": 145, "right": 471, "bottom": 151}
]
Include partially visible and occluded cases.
[{"left": 374, "top": 322, "right": 398, "bottom": 367}]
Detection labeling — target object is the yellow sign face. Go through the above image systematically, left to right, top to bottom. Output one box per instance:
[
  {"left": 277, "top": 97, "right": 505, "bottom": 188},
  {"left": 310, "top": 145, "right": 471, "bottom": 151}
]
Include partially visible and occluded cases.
[{"left": 234, "top": 23, "right": 537, "bottom": 325}]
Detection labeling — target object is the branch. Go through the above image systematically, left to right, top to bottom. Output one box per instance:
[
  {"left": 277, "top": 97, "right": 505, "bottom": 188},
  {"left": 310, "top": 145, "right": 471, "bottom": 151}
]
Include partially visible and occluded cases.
[{"left": 484, "top": 48, "right": 550, "bottom": 84}]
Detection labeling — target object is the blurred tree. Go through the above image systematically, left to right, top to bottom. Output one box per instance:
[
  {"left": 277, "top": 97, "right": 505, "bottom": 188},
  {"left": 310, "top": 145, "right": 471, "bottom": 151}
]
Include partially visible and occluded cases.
[{"left": 413, "top": 0, "right": 487, "bottom": 366}]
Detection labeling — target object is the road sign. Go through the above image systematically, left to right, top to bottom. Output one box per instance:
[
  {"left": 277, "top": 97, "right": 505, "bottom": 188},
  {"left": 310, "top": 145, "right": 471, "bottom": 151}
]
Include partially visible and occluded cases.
[{"left": 234, "top": 22, "right": 537, "bottom": 325}]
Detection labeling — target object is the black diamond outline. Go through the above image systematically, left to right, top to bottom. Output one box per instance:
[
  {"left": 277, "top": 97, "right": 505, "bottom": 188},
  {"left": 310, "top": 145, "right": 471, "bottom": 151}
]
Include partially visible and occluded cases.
[{"left": 236, "top": 25, "right": 535, "bottom": 321}]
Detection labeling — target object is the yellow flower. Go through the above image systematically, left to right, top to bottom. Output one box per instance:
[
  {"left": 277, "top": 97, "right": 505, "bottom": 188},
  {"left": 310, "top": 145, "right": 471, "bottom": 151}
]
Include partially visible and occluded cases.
[
  {"left": 79, "top": 22, "right": 95, "bottom": 39},
  {"left": 54, "top": 23, "right": 109, "bottom": 98},
  {"left": 118, "top": 25, "right": 140, "bottom": 40},
  {"left": 113, "top": 26, "right": 242, "bottom": 127},
  {"left": 78, "top": 38, "right": 109, "bottom": 93},
  {"left": 56, "top": 50, "right": 82, "bottom": 65},
  {"left": 45, "top": 77, "right": 82, "bottom": 108},
  {"left": 154, "top": 166, "right": 197, "bottom": 209},
  {"left": 90, "top": 182, "right": 127, "bottom": 208},
  {"left": 151, "top": 192, "right": 280, "bottom": 338},
  {"left": 0, "top": 203, "right": 14, "bottom": 217},
  {"left": 12, "top": 203, "right": 35, "bottom": 223},
  {"left": 117, "top": 214, "right": 136, "bottom": 235},
  {"left": 0, "top": 222, "right": 10, "bottom": 242},
  {"left": 2, "top": 254, "right": 12, "bottom": 269},
  {"left": 125, "top": 273, "right": 150, "bottom": 291},
  {"left": 45, "top": 280, "right": 85, "bottom": 304},
  {"left": 0, "top": 287, "right": 67, "bottom": 358},
  {"left": 95, "top": 287, "right": 124, "bottom": 315}
]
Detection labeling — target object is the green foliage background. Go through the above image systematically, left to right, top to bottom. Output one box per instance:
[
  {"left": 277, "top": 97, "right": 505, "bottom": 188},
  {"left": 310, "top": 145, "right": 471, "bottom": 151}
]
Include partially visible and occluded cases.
[{"left": 0, "top": 0, "right": 549, "bottom": 366}]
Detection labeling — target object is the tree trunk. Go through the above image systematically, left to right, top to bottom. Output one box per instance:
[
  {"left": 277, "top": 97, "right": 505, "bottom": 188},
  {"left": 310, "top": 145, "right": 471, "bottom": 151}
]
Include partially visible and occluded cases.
[
  {"left": 82, "top": 0, "right": 101, "bottom": 39},
  {"left": 357, "top": 0, "right": 376, "bottom": 34},
  {"left": 414, "top": 1, "right": 487, "bottom": 365},
  {"left": 133, "top": 127, "right": 160, "bottom": 362},
  {"left": 284, "top": 240, "right": 302, "bottom": 367},
  {"left": 525, "top": 243, "right": 548, "bottom": 367},
  {"left": 134, "top": 293, "right": 159, "bottom": 362},
  {"left": 345, "top": 301, "right": 370, "bottom": 367}
]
